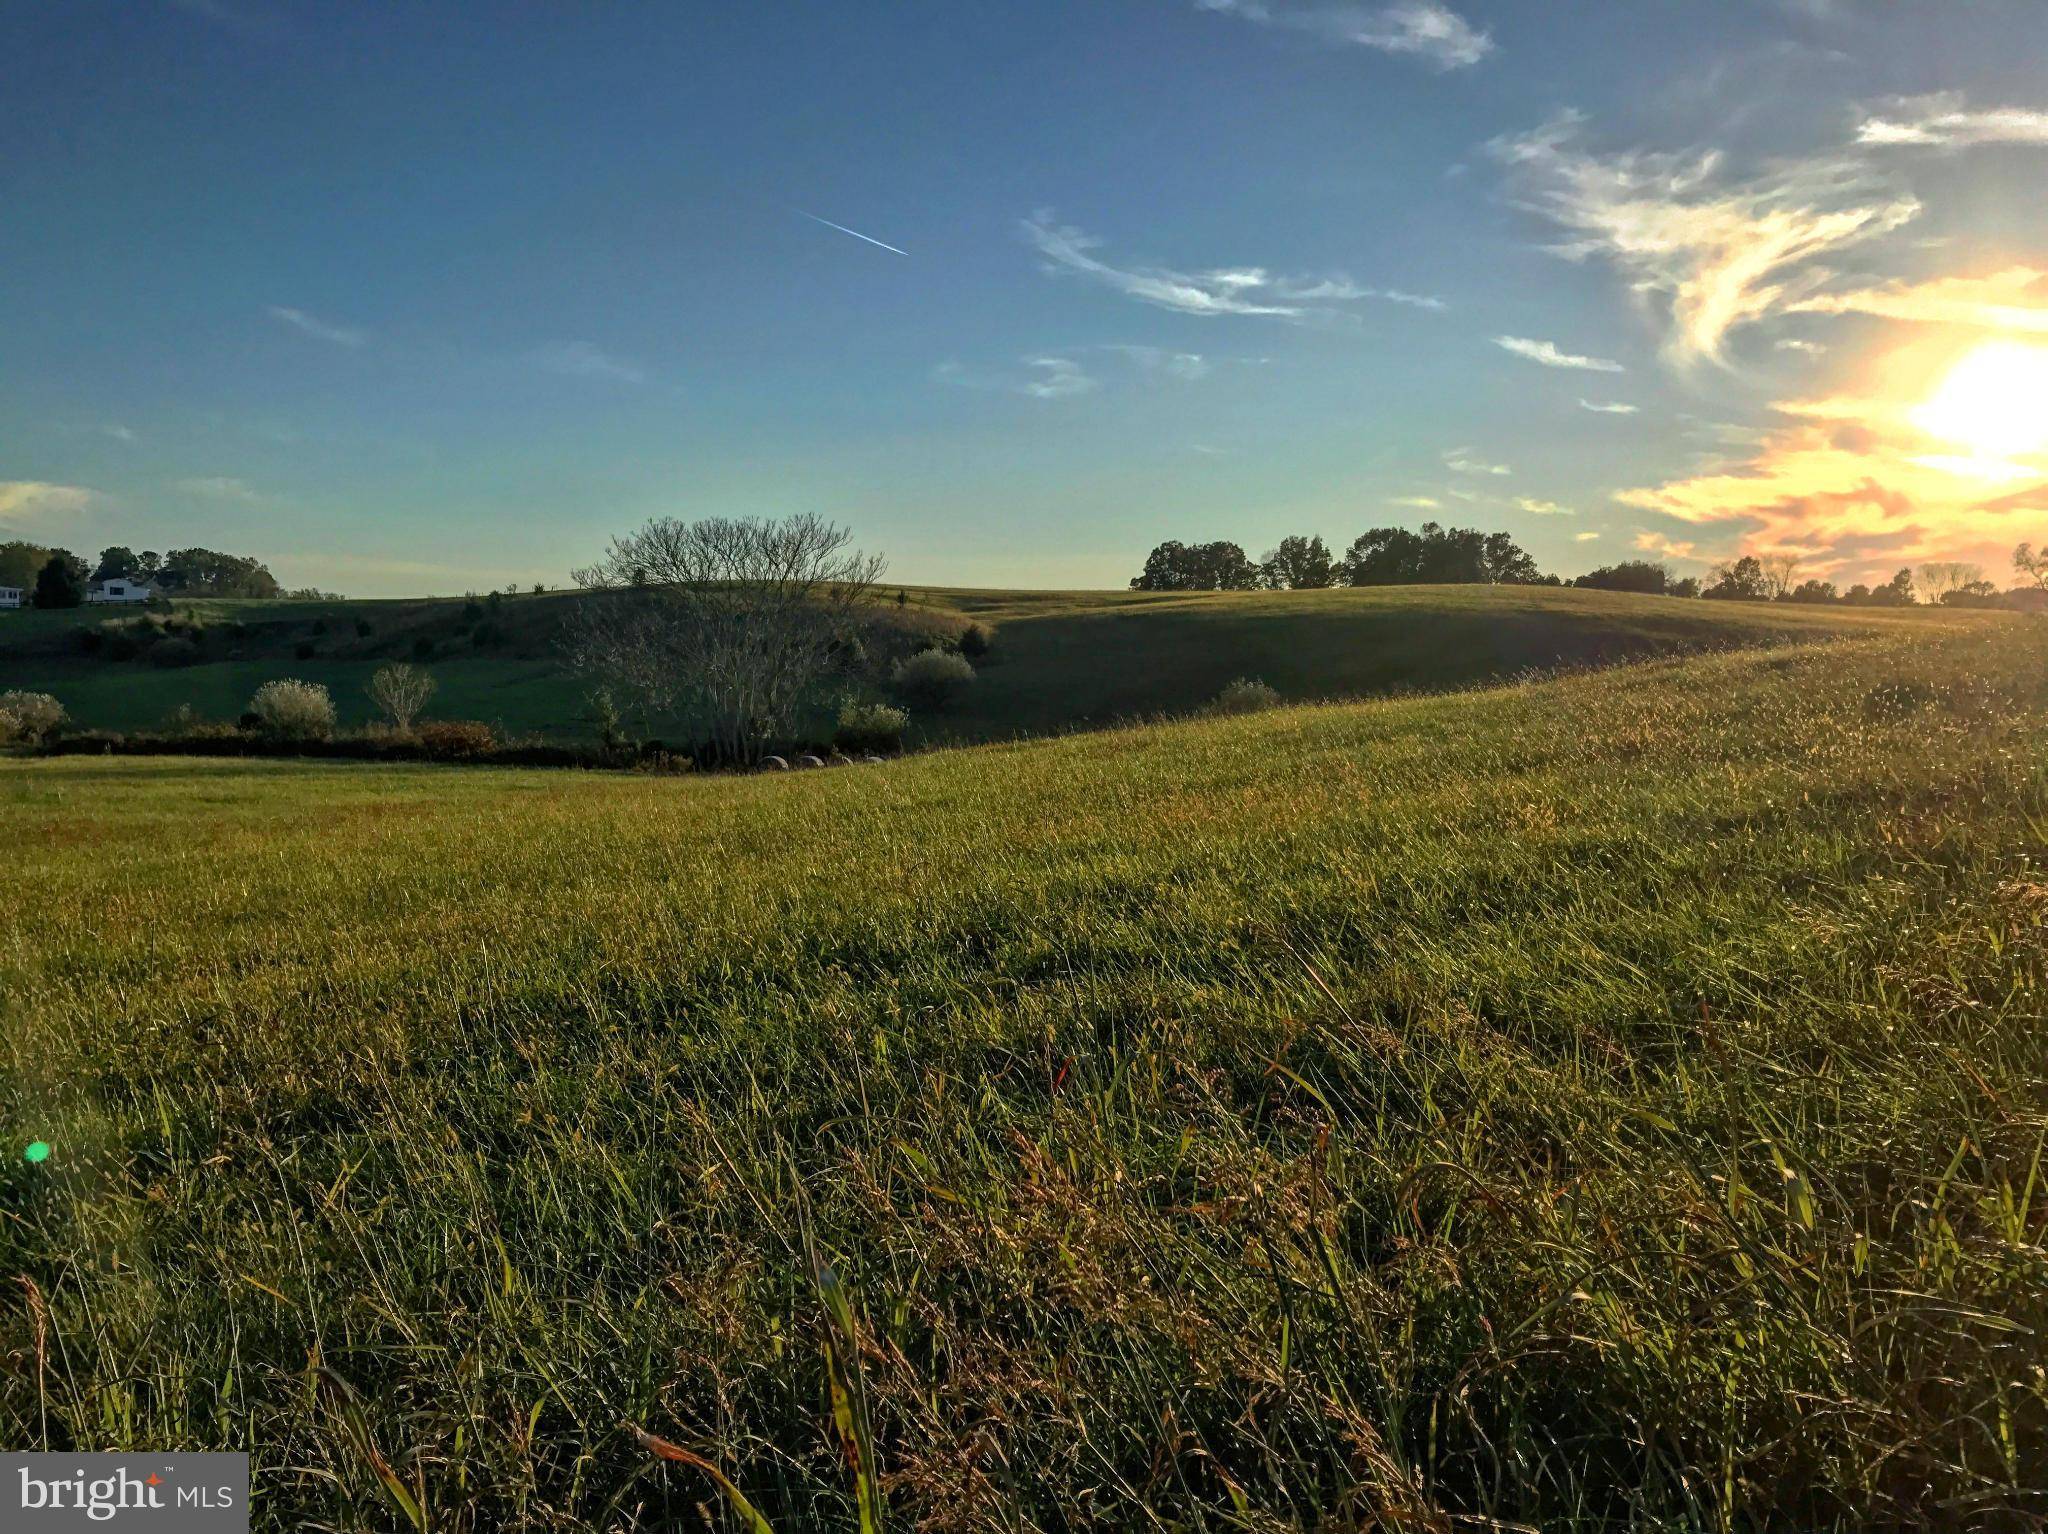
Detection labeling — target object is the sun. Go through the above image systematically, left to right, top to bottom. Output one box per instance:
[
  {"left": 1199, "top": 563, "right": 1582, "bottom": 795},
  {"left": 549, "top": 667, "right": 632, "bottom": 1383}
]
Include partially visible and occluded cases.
[{"left": 1910, "top": 340, "right": 2048, "bottom": 461}]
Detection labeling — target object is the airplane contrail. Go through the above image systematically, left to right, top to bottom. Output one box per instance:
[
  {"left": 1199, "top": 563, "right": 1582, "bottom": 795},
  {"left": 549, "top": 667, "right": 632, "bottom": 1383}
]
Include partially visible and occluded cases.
[{"left": 792, "top": 208, "right": 908, "bottom": 256}]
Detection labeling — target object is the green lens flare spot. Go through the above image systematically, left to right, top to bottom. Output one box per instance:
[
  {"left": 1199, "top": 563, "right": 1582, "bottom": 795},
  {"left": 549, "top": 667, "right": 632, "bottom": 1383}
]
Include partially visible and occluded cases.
[{"left": 23, "top": 1141, "right": 51, "bottom": 1164}]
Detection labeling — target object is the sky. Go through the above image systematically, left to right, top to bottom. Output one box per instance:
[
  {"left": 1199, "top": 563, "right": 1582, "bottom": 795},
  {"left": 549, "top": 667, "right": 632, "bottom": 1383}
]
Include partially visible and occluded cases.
[{"left": 4, "top": 0, "right": 2047, "bottom": 597}]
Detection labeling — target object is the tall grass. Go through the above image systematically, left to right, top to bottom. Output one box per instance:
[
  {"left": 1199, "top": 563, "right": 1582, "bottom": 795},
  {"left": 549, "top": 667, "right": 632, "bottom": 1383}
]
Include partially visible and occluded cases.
[{"left": 2, "top": 622, "right": 2044, "bottom": 1529}]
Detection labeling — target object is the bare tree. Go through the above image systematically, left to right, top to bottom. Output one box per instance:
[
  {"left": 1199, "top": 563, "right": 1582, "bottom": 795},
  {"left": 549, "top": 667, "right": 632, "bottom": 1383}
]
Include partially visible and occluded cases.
[
  {"left": 564, "top": 514, "right": 885, "bottom": 764},
  {"left": 2014, "top": 542, "right": 2048, "bottom": 591},
  {"left": 1758, "top": 552, "right": 1802, "bottom": 601},
  {"left": 1917, "top": 562, "right": 1982, "bottom": 604},
  {"left": 367, "top": 663, "right": 437, "bottom": 731}
]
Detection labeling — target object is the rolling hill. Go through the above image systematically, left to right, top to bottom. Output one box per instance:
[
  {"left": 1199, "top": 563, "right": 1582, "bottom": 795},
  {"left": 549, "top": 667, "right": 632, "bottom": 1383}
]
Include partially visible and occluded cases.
[{"left": 0, "top": 582, "right": 1944, "bottom": 747}]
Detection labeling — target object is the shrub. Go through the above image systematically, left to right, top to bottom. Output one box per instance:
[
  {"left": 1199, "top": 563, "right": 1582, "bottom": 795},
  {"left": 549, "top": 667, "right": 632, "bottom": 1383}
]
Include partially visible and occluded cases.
[
  {"left": 311, "top": 619, "right": 328, "bottom": 636},
  {"left": 355, "top": 619, "right": 374, "bottom": 638},
  {"left": 958, "top": 621, "right": 994, "bottom": 659},
  {"left": 75, "top": 627, "right": 105, "bottom": 655},
  {"left": 106, "top": 632, "right": 141, "bottom": 661},
  {"left": 412, "top": 635, "right": 437, "bottom": 661},
  {"left": 152, "top": 636, "right": 202, "bottom": 668},
  {"left": 294, "top": 641, "right": 317, "bottom": 660},
  {"left": 892, "top": 648, "right": 975, "bottom": 710},
  {"left": 367, "top": 663, "right": 437, "bottom": 731},
  {"left": 1211, "top": 677, "right": 1282, "bottom": 715},
  {"left": 249, "top": 679, "right": 336, "bottom": 741},
  {"left": 0, "top": 690, "right": 66, "bottom": 743},
  {"left": 835, "top": 700, "right": 909, "bottom": 755},
  {"left": 414, "top": 720, "right": 497, "bottom": 759}
]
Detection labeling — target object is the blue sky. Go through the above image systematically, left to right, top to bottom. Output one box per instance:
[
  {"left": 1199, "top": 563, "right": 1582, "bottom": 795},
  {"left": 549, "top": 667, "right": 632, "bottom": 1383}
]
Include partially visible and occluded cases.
[{"left": 5, "top": 0, "right": 2047, "bottom": 595}]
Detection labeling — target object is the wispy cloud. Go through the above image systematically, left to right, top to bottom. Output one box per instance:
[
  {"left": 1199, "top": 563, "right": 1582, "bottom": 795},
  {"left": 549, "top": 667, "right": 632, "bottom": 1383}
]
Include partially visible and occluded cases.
[
  {"left": 1194, "top": 1, "right": 1493, "bottom": 70},
  {"left": 1857, "top": 95, "right": 2048, "bottom": 149},
  {"left": 1490, "top": 113, "right": 1919, "bottom": 365},
  {"left": 790, "top": 208, "right": 908, "bottom": 256},
  {"left": 1023, "top": 211, "right": 1443, "bottom": 321},
  {"left": 1789, "top": 266, "right": 2048, "bottom": 333},
  {"left": 267, "top": 305, "right": 366, "bottom": 347},
  {"left": 1495, "top": 334, "right": 1624, "bottom": 371},
  {"left": 1775, "top": 338, "right": 1827, "bottom": 355},
  {"left": 533, "top": 340, "right": 649, "bottom": 383},
  {"left": 1103, "top": 344, "right": 1213, "bottom": 380},
  {"left": 933, "top": 355, "right": 1101, "bottom": 400},
  {"left": 1019, "top": 356, "right": 1099, "bottom": 399},
  {"left": 1579, "top": 398, "right": 1638, "bottom": 414},
  {"left": 101, "top": 423, "right": 138, "bottom": 442},
  {"left": 1443, "top": 447, "right": 1510, "bottom": 476},
  {"left": 175, "top": 476, "right": 261, "bottom": 502},
  {"left": 0, "top": 481, "right": 98, "bottom": 527},
  {"left": 1389, "top": 495, "right": 1443, "bottom": 509},
  {"left": 1514, "top": 497, "right": 1575, "bottom": 515},
  {"left": 1574, "top": 530, "right": 1602, "bottom": 542}
]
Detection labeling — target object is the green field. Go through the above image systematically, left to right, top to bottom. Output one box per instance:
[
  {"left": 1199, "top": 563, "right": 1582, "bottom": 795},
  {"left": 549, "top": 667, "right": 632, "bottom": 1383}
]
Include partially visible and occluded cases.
[
  {"left": 2, "top": 583, "right": 1930, "bottom": 746},
  {"left": 4, "top": 610, "right": 2043, "bottom": 1528}
]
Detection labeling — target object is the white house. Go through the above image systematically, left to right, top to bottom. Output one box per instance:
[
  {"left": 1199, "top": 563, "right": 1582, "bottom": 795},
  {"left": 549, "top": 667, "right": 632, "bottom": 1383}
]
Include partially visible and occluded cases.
[
  {"left": 86, "top": 577, "right": 155, "bottom": 604},
  {"left": 0, "top": 585, "right": 21, "bottom": 609}
]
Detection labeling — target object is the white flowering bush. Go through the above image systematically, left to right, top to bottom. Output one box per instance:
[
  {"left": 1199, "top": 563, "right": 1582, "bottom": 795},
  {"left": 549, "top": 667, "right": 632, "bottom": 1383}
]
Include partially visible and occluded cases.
[{"left": 249, "top": 679, "right": 336, "bottom": 741}]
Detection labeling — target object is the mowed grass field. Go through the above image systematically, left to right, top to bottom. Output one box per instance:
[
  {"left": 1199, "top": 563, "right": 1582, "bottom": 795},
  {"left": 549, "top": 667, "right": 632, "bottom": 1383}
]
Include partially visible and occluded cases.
[
  {"left": 2, "top": 583, "right": 1924, "bottom": 745},
  {"left": 3, "top": 614, "right": 2045, "bottom": 1529}
]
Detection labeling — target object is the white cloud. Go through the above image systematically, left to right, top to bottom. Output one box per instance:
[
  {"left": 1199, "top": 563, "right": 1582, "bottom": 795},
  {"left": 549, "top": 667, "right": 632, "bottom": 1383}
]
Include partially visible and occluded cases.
[
  {"left": 1195, "top": 1, "right": 1493, "bottom": 70},
  {"left": 1857, "top": 95, "right": 2048, "bottom": 149},
  {"left": 1490, "top": 114, "right": 1919, "bottom": 365},
  {"left": 1023, "top": 211, "right": 1443, "bottom": 321},
  {"left": 1788, "top": 267, "right": 2048, "bottom": 334},
  {"left": 266, "top": 305, "right": 366, "bottom": 347},
  {"left": 1495, "top": 335, "right": 1624, "bottom": 371},
  {"left": 1775, "top": 338, "right": 1827, "bottom": 355},
  {"left": 534, "top": 341, "right": 648, "bottom": 384},
  {"left": 1104, "top": 344, "right": 1213, "bottom": 380},
  {"left": 933, "top": 355, "right": 1100, "bottom": 400},
  {"left": 1020, "top": 356, "right": 1100, "bottom": 399},
  {"left": 1579, "top": 398, "right": 1638, "bottom": 413},
  {"left": 101, "top": 423, "right": 137, "bottom": 442},
  {"left": 1443, "top": 448, "right": 1510, "bottom": 476},
  {"left": 174, "top": 476, "right": 261, "bottom": 502},
  {"left": 0, "top": 481, "right": 98, "bottom": 527},
  {"left": 1388, "top": 495, "right": 1442, "bottom": 508},
  {"left": 1515, "top": 497, "right": 1575, "bottom": 515},
  {"left": 1634, "top": 530, "right": 1701, "bottom": 562},
  {"left": 1574, "top": 531, "right": 1602, "bottom": 542}
]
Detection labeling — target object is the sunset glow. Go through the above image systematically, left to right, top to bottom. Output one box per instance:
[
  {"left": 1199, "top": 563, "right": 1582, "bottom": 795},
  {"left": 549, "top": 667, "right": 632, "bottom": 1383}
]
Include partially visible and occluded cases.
[{"left": 1910, "top": 341, "right": 2048, "bottom": 464}]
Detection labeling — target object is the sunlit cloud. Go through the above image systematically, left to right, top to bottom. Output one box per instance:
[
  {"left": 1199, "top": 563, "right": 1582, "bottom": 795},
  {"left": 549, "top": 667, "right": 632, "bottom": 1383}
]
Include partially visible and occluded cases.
[
  {"left": 1192, "top": 0, "right": 1493, "bottom": 70},
  {"left": 1857, "top": 95, "right": 2048, "bottom": 149},
  {"left": 1490, "top": 113, "right": 1920, "bottom": 365},
  {"left": 1023, "top": 211, "right": 1444, "bottom": 321},
  {"left": 1790, "top": 267, "right": 2048, "bottom": 334},
  {"left": 266, "top": 305, "right": 366, "bottom": 347},
  {"left": 1496, "top": 335, "right": 1624, "bottom": 371},
  {"left": 1616, "top": 336, "right": 2048, "bottom": 583},
  {"left": 1579, "top": 398, "right": 1638, "bottom": 413},
  {"left": 1443, "top": 448, "right": 1510, "bottom": 476},
  {"left": 0, "top": 481, "right": 98, "bottom": 527},
  {"left": 1389, "top": 495, "right": 1443, "bottom": 508},
  {"left": 1515, "top": 497, "right": 1575, "bottom": 515},
  {"left": 1574, "top": 530, "right": 1602, "bottom": 542}
]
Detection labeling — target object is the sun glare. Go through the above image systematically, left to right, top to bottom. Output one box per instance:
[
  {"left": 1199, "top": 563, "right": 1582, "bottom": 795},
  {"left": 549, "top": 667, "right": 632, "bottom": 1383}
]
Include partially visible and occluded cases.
[{"left": 1910, "top": 340, "right": 2048, "bottom": 462}]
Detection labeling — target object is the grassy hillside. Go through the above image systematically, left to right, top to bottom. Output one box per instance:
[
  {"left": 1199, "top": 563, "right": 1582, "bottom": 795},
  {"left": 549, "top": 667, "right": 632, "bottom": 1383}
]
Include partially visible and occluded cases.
[
  {"left": 2, "top": 582, "right": 1931, "bottom": 746},
  {"left": 3, "top": 619, "right": 2043, "bottom": 1528}
]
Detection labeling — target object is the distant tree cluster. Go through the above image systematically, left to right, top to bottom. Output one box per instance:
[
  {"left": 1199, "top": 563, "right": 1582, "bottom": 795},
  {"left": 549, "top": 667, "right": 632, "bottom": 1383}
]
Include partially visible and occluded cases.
[
  {"left": 1131, "top": 523, "right": 1551, "bottom": 590},
  {"left": 0, "top": 541, "right": 291, "bottom": 607},
  {"left": 1570, "top": 550, "right": 2044, "bottom": 610},
  {"left": 1571, "top": 560, "right": 1699, "bottom": 598}
]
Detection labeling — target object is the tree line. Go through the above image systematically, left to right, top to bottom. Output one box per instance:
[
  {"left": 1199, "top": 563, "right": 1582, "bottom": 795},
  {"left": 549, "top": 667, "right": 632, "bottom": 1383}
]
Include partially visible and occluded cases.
[
  {"left": 1131, "top": 524, "right": 1548, "bottom": 590},
  {"left": 1134, "top": 527, "right": 2048, "bottom": 607},
  {"left": 0, "top": 541, "right": 295, "bottom": 606}
]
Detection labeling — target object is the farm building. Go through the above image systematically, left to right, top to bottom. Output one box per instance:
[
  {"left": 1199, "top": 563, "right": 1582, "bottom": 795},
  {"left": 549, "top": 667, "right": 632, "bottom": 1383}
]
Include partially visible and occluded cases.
[
  {"left": 87, "top": 577, "right": 155, "bottom": 604},
  {"left": 0, "top": 586, "right": 21, "bottom": 609}
]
